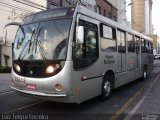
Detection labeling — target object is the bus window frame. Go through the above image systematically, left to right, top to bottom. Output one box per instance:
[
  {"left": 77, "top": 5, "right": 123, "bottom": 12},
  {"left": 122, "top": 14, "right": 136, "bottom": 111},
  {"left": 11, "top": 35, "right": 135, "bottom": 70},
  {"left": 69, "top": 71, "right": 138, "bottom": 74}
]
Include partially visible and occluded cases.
[
  {"left": 72, "top": 19, "right": 99, "bottom": 70},
  {"left": 100, "top": 23, "right": 117, "bottom": 52},
  {"left": 117, "top": 29, "right": 126, "bottom": 53},
  {"left": 127, "top": 32, "right": 135, "bottom": 53},
  {"left": 135, "top": 36, "right": 140, "bottom": 54}
]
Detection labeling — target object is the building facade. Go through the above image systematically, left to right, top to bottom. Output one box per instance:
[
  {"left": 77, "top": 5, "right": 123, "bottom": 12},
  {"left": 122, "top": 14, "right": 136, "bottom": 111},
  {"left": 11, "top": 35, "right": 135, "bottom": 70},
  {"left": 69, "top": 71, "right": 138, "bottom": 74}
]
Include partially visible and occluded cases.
[
  {"left": 0, "top": 0, "right": 47, "bottom": 67},
  {"left": 47, "top": 0, "right": 118, "bottom": 22},
  {"left": 47, "top": 0, "right": 129, "bottom": 25},
  {"left": 47, "top": 0, "right": 96, "bottom": 11},
  {"left": 96, "top": 0, "right": 117, "bottom": 21},
  {"left": 116, "top": 0, "right": 128, "bottom": 26},
  {"left": 131, "top": 0, "right": 153, "bottom": 34},
  {"left": 131, "top": 0, "right": 160, "bottom": 54}
]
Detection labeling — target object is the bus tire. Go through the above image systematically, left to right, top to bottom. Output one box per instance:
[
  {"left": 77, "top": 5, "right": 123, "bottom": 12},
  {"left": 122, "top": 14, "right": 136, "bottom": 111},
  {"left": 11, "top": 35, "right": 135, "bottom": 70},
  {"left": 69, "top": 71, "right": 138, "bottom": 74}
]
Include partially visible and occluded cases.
[
  {"left": 142, "top": 66, "right": 147, "bottom": 80},
  {"left": 101, "top": 75, "right": 113, "bottom": 100}
]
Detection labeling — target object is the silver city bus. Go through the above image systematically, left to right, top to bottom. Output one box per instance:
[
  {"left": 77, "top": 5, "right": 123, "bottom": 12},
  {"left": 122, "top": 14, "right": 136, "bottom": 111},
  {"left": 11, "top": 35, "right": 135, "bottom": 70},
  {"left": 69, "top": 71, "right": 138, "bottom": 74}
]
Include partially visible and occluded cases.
[{"left": 3, "top": 4, "right": 154, "bottom": 103}]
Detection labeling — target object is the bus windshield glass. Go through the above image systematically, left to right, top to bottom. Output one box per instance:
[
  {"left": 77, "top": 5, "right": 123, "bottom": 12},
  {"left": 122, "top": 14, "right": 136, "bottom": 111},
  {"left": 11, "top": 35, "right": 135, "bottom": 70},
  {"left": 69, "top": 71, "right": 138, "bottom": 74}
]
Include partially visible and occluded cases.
[{"left": 13, "top": 18, "right": 72, "bottom": 60}]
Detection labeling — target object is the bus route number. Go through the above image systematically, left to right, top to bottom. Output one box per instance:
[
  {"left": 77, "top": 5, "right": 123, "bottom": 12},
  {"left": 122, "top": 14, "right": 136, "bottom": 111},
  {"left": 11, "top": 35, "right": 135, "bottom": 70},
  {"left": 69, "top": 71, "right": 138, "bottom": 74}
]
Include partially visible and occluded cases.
[{"left": 15, "top": 77, "right": 26, "bottom": 83}]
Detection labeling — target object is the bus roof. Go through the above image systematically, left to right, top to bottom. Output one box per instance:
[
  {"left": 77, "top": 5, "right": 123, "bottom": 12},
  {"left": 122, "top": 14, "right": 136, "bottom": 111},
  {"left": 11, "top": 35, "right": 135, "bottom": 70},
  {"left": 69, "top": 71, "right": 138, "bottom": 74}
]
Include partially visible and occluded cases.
[
  {"left": 21, "top": 4, "right": 152, "bottom": 42},
  {"left": 76, "top": 5, "right": 153, "bottom": 42},
  {"left": 22, "top": 6, "right": 75, "bottom": 24}
]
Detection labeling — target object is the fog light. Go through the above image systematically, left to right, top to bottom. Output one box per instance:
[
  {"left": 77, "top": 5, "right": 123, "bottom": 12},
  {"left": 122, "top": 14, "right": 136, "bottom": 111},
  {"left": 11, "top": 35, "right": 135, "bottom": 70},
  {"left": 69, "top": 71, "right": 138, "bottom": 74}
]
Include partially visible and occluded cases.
[
  {"left": 15, "top": 63, "right": 21, "bottom": 73},
  {"left": 46, "top": 65, "right": 54, "bottom": 74},
  {"left": 55, "top": 84, "right": 62, "bottom": 92}
]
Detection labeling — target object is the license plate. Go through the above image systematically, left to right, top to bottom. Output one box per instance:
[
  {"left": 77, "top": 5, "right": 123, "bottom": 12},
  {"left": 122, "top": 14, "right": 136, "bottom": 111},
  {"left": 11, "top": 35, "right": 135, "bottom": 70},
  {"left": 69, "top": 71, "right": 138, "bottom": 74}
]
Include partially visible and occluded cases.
[{"left": 26, "top": 84, "right": 36, "bottom": 90}]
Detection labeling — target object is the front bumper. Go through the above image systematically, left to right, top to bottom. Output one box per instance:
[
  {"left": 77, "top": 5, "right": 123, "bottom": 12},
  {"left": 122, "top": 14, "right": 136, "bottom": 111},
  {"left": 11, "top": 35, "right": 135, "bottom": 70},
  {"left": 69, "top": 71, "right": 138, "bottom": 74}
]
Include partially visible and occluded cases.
[
  {"left": 11, "top": 86, "right": 75, "bottom": 103},
  {"left": 11, "top": 86, "right": 67, "bottom": 97}
]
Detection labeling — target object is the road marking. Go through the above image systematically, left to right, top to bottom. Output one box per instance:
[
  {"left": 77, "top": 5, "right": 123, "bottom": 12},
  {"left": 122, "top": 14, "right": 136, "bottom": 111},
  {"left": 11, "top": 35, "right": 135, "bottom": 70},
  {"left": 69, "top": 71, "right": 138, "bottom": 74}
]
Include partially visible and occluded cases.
[
  {"left": 124, "top": 72, "right": 160, "bottom": 120},
  {"left": 110, "top": 85, "right": 146, "bottom": 120},
  {"left": 0, "top": 90, "right": 15, "bottom": 95},
  {"left": 123, "top": 96, "right": 146, "bottom": 120},
  {"left": 3, "top": 100, "right": 44, "bottom": 114}
]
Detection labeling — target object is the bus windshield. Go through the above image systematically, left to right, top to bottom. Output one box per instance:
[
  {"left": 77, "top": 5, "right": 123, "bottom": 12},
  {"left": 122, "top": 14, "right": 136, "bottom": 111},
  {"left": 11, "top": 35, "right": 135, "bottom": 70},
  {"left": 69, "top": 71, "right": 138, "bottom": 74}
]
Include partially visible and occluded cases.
[{"left": 13, "top": 18, "right": 72, "bottom": 60}]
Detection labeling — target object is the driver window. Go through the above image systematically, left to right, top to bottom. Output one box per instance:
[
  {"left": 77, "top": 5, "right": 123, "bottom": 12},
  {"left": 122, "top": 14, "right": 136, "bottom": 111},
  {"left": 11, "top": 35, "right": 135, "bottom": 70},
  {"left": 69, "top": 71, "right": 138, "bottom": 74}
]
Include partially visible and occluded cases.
[
  {"left": 73, "top": 20, "right": 98, "bottom": 70},
  {"left": 14, "top": 28, "right": 24, "bottom": 49},
  {"left": 85, "top": 29, "right": 97, "bottom": 57}
]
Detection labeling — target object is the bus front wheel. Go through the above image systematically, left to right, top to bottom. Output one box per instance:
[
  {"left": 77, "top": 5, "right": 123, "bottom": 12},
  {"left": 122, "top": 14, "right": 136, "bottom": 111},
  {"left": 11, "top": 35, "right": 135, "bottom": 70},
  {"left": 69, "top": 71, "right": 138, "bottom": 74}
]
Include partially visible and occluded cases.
[{"left": 101, "top": 75, "right": 113, "bottom": 100}]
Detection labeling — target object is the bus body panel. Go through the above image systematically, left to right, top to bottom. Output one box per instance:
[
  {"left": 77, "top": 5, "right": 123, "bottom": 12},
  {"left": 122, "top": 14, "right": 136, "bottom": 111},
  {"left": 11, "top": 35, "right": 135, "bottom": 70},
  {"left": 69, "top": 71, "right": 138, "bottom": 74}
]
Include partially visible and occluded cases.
[
  {"left": 10, "top": 5, "right": 154, "bottom": 103},
  {"left": 12, "top": 61, "right": 76, "bottom": 103}
]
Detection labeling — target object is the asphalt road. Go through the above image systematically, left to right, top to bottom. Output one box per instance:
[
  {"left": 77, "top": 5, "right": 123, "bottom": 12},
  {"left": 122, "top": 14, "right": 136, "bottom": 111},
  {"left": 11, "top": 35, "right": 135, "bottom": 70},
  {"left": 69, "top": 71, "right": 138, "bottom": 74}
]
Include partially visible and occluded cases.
[{"left": 0, "top": 60, "right": 160, "bottom": 120}]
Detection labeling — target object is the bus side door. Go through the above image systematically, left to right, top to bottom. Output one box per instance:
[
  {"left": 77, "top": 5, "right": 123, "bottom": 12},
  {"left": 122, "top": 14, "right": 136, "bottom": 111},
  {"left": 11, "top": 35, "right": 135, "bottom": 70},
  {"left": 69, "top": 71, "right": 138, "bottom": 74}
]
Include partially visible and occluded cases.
[{"left": 117, "top": 30, "right": 126, "bottom": 73}]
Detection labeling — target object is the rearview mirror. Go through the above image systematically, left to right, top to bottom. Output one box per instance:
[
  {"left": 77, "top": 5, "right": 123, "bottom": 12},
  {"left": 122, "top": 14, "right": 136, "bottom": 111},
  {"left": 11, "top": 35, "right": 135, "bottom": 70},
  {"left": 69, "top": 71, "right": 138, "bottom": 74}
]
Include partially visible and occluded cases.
[
  {"left": 2, "top": 22, "right": 22, "bottom": 45},
  {"left": 77, "top": 26, "right": 84, "bottom": 44},
  {"left": 2, "top": 29, "right": 7, "bottom": 45}
]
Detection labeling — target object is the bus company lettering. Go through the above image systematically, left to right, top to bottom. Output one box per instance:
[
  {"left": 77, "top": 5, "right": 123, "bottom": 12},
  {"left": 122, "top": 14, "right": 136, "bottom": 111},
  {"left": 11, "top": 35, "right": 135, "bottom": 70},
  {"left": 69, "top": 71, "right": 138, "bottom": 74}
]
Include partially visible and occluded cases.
[{"left": 104, "top": 55, "right": 115, "bottom": 64}]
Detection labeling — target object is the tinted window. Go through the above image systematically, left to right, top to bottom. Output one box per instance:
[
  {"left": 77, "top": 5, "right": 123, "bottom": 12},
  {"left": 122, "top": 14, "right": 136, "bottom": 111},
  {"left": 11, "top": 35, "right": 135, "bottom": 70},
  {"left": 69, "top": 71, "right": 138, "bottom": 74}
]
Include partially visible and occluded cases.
[
  {"left": 13, "top": 19, "right": 72, "bottom": 60},
  {"left": 73, "top": 20, "right": 98, "bottom": 70},
  {"left": 101, "top": 24, "right": 116, "bottom": 52},
  {"left": 117, "top": 30, "right": 126, "bottom": 53},
  {"left": 127, "top": 33, "right": 135, "bottom": 52},
  {"left": 135, "top": 36, "right": 140, "bottom": 54},
  {"left": 141, "top": 38, "right": 145, "bottom": 53},
  {"left": 141, "top": 39, "right": 148, "bottom": 53},
  {"left": 146, "top": 40, "right": 149, "bottom": 53},
  {"left": 147, "top": 41, "right": 153, "bottom": 54},
  {"left": 150, "top": 42, "right": 153, "bottom": 54}
]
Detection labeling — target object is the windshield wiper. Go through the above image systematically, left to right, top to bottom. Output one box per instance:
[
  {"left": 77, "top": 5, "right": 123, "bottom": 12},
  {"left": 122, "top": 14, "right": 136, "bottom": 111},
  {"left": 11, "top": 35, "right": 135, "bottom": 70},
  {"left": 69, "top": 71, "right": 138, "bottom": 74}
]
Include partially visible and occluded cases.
[
  {"left": 33, "top": 28, "right": 49, "bottom": 60},
  {"left": 18, "top": 29, "right": 35, "bottom": 61}
]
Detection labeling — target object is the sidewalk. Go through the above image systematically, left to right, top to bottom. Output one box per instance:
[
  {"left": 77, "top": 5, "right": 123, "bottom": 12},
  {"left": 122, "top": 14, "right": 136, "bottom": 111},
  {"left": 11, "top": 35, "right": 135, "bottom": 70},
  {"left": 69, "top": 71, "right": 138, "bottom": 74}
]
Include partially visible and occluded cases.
[
  {"left": 125, "top": 60, "right": 160, "bottom": 120},
  {"left": 0, "top": 73, "right": 12, "bottom": 93}
]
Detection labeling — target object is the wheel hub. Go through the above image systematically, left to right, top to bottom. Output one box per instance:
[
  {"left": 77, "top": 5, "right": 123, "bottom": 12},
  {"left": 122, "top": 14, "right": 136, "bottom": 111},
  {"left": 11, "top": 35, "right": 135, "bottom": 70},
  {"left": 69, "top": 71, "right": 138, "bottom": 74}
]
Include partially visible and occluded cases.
[{"left": 104, "top": 81, "right": 111, "bottom": 96}]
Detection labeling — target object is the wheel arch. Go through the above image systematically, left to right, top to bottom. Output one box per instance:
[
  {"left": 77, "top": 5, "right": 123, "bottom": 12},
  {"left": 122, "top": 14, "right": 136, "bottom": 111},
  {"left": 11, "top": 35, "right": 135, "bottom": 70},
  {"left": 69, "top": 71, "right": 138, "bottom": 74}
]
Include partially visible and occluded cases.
[{"left": 103, "top": 70, "right": 115, "bottom": 89}]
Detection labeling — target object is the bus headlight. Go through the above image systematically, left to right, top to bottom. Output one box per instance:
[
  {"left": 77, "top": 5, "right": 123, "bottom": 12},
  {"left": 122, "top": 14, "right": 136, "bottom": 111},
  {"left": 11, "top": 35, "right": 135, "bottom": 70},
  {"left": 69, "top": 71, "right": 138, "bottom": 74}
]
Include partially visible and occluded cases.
[
  {"left": 14, "top": 63, "right": 21, "bottom": 73},
  {"left": 46, "top": 65, "right": 55, "bottom": 74}
]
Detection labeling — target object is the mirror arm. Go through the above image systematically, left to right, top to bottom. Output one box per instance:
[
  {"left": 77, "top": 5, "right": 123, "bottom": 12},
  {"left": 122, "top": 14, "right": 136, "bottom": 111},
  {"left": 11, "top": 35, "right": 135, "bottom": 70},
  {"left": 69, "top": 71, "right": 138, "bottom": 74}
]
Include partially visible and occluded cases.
[
  {"left": 76, "top": 14, "right": 80, "bottom": 43},
  {"left": 3, "top": 22, "right": 25, "bottom": 45},
  {"left": 4, "top": 22, "right": 24, "bottom": 35},
  {"left": 4, "top": 22, "right": 21, "bottom": 29}
]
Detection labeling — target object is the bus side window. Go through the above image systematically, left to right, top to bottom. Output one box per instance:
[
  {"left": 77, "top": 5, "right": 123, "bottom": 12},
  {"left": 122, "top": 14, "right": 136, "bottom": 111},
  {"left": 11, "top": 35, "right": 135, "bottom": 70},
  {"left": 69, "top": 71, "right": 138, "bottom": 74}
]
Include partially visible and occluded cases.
[
  {"left": 73, "top": 20, "right": 98, "bottom": 70},
  {"left": 100, "top": 24, "right": 117, "bottom": 52},
  {"left": 85, "top": 29, "right": 97, "bottom": 58},
  {"left": 117, "top": 30, "right": 126, "bottom": 53},
  {"left": 127, "top": 33, "right": 135, "bottom": 53},
  {"left": 135, "top": 36, "right": 140, "bottom": 54},
  {"left": 141, "top": 38, "right": 145, "bottom": 53},
  {"left": 144, "top": 40, "right": 148, "bottom": 53},
  {"left": 146, "top": 40, "right": 149, "bottom": 53},
  {"left": 149, "top": 42, "right": 153, "bottom": 54},
  {"left": 151, "top": 42, "right": 153, "bottom": 54}
]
